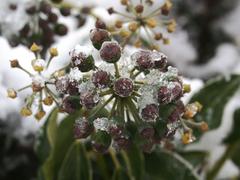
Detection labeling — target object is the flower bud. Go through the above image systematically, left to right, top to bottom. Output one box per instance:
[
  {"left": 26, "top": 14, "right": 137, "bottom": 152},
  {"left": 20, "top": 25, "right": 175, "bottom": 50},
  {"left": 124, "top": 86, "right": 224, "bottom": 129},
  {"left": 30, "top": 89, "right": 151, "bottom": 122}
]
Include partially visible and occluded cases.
[
  {"left": 120, "top": 0, "right": 128, "bottom": 5},
  {"left": 161, "top": 0, "right": 172, "bottom": 16},
  {"left": 135, "top": 4, "right": 144, "bottom": 13},
  {"left": 26, "top": 6, "right": 37, "bottom": 14},
  {"left": 146, "top": 18, "right": 157, "bottom": 28},
  {"left": 115, "top": 20, "right": 123, "bottom": 28},
  {"left": 128, "top": 22, "right": 138, "bottom": 32},
  {"left": 90, "top": 28, "right": 111, "bottom": 50},
  {"left": 154, "top": 33, "right": 163, "bottom": 40},
  {"left": 100, "top": 41, "right": 121, "bottom": 63},
  {"left": 30, "top": 43, "right": 41, "bottom": 52},
  {"left": 50, "top": 47, "right": 58, "bottom": 57},
  {"left": 131, "top": 50, "right": 154, "bottom": 70},
  {"left": 151, "top": 51, "right": 168, "bottom": 69},
  {"left": 10, "top": 59, "right": 19, "bottom": 68},
  {"left": 32, "top": 59, "right": 46, "bottom": 72},
  {"left": 92, "top": 70, "right": 111, "bottom": 88},
  {"left": 113, "top": 78, "right": 133, "bottom": 97},
  {"left": 7, "top": 88, "right": 17, "bottom": 99},
  {"left": 80, "top": 91, "right": 99, "bottom": 109},
  {"left": 43, "top": 96, "right": 54, "bottom": 106},
  {"left": 61, "top": 96, "right": 81, "bottom": 114},
  {"left": 168, "top": 101, "right": 185, "bottom": 122},
  {"left": 141, "top": 104, "right": 159, "bottom": 122},
  {"left": 20, "top": 107, "right": 32, "bottom": 116},
  {"left": 35, "top": 110, "right": 46, "bottom": 120},
  {"left": 74, "top": 118, "right": 94, "bottom": 139},
  {"left": 200, "top": 122, "right": 208, "bottom": 132},
  {"left": 109, "top": 123, "right": 124, "bottom": 138},
  {"left": 91, "top": 131, "right": 111, "bottom": 153},
  {"left": 181, "top": 131, "right": 195, "bottom": 145}
]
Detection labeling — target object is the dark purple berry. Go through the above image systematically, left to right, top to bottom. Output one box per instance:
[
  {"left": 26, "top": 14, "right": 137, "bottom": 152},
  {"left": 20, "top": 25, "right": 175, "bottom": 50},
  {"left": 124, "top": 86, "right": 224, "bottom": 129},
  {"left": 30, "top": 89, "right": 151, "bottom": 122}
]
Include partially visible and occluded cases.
[
  {"left": 40, "top": 2, "right": 52, "bottom": 14},
  {"left": 9, "top": 4, "right": 17, "bottom": 10},
  {"left": 26, "top": 6, "right": 37, "bottom": 15},
  {"left": 60, "top": 7, "right": 71, "bottom": 16},
  {"left": 107, "top": 7, "right": 115, "bottom": 14},
  {"left": 48, "top": 12, "right": 58, "bottom": 23},
  {"left": 75, "top": 14, "right": 86, "bottom": 27},
  {"left": 95, "top": 19, "right": 106, "bottom": 29},
  {"left": 54, "top": 23, "right": 68, "bottom": 36},
  {"left": 19, "top": 24, "right": 30, "bottom": 37},
  {"left": 90, "top": 28, "right": 111, "bottom": 50},
  {"left": 100, "top": 41, "right": 121, "bottom": 63},
  {"left": 131, "top": 50, "right": 154, "bottom": 70},
  {"left": 152, "top": 51, "right": 168, "bottom": 69},
  {"left": 92, "top": 70, "right": 111, "bottom": 88},
  {"left": 113, "top": 78, "right": 133, "bottom": 97},
  {"left": 67, "top": 80, "right": 79, "bottom": 95},
  {"left": 157, "top": 86, "right": 172, "bottom": 104},
  {"left": 80, "top": 92, "right": 99, "bottom": 109},
  {"left": 61, "top": 96, "right": 81, "bottom": 114},
  {"left": 168, "top": 100, "right": 185, "bottom": 123},
  {"left": 141, "top": 104, "right": 159, "bottom": 121},
  {"left": 74, "top": 118, "right": 93, "bottom": 139},
  {"left": 109, "top": 124, "right": 124, "bottom": 138},
  {"left": 139, "top": 126, "right": 155, "bottom": 139},
  {"left": 113, "top": 136, "right": 131, "bottom": 150}
]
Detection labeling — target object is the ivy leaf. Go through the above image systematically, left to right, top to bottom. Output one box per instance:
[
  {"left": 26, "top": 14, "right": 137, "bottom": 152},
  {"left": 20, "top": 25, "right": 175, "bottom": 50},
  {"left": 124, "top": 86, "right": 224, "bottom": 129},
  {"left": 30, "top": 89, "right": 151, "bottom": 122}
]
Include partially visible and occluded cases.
[
  {"left": 190, "top": 75, "right": 240, "bottom": 138},
  {"left": 36, "top": 108, "right": 58, "bottom": 165},
  {"left": 224, "top": 108, "right": 240, "bottom": 143},
  {"left": 58, "top": 141, "right": 92, "bottom": 180},
  {"left": 122, "top": 145, "right": 145, "bottom": 180},
  {"left": 144, "top": 149, "right": 199, "bottom": 180}
]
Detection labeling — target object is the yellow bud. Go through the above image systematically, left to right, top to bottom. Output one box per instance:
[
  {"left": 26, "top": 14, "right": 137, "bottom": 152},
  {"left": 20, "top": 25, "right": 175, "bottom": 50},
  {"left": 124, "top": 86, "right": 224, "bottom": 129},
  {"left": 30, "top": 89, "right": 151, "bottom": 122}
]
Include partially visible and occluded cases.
[
  {"left": 120, "top": 0, "right": 128, "bottom": 5},
  {"left": 161, "top": 0, "right": 173, "bottom": 15},
  {"left": 146, "top": 18, "right": 157, "bottom": 28},
  {"left": 115, "top": 20, "right": 123, "bottom": 28},
  {"left": 128, "top": 22, "right": 139, "bottom": 32},
  {"left": 119, "top": 29, "right": 131, "bottom": 37},
  {"left": 154, "top": 33, "right": 163, "bottom": 40},
  {"left": 163, "top": 38, "right": 170, "bottom": 45},
  {"left": 134, "top": 39, "right": 142, "bottom": 48},
  {"left": 30, "top": 43, "right": 41, "bottom": 52},
  {"left": 151, "top": 45, "right": 160, "bottom": 51},
  {"left": 50, "top": 47, "right": 58, "bottom": 57},
  {"left": 32, "top": 59, "right": 45, "bottom": 72},
  {"left": 53, "top": 70, "right": 65, "bottom": 78},
  {"left": 183, "top": 84, "right": 191, "bottom": 93},
  {"left": 7, "top": 88, "right": 17, "bottom": 99},
  {"left": 43, "top": 96, "right": 54, "bottom": 106},
  {"left": 194, "top": 101, "right": 203, "bottom": 112},
  {"left": 184, "top": 103, "right": 198, "bottom": 119},
  {"left": 20, "top": 107, "right": 32, "bottom": 117},
  {"left": 35, "top": 110, "right": 46, "bottom": 120},
  {"left": 200, "top": 122, "right": 209, "bottom": 132},
  {"left": 181, "top": 132, "right": 195, "bottom": 145}
]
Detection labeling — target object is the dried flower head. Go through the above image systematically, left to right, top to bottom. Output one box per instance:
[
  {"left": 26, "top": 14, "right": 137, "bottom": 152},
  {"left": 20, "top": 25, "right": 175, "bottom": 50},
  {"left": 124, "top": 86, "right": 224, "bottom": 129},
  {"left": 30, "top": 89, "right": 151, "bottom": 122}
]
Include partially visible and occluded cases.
[{"left": 105, "top": 0, "right": 176, "bottom": 50}]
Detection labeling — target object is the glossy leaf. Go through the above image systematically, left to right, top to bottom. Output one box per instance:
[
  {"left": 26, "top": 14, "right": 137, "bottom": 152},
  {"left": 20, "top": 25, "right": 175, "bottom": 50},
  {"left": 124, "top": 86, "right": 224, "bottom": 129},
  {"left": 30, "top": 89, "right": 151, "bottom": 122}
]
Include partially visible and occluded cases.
[
  {"left": 190, "top": 75, "right": 240, "bottom": 138},
  {"left": 58, "top": 141, "right": 92, "bottom": 180},
  {"left": 144, "top": 149, "right": 199, "bottom": 180}
]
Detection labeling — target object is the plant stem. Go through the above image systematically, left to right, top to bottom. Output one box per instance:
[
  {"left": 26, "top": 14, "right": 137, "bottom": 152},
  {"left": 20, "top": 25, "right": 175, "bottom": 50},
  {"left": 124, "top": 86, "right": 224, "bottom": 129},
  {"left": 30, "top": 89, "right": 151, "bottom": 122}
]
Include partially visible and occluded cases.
[
  {"left": 114, "top": 63, "right": 120, "bottom": 78},
  {"left": 206, "top": 143, "right": 238, "bottom": 180},
  {"left": 109, "top": 148, "right": 121, "bottom": 170},
  {"left": 121, "top": 151, "right": 135, "bottom": 180}
]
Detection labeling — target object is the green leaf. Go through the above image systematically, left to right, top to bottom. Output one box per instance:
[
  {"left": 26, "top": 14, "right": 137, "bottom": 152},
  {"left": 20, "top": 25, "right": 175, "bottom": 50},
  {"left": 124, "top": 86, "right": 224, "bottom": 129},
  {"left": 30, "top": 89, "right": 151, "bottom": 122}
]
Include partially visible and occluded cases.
[
  {"left": 190, "top": 75, "right": 240, "bottom": 138},
  {"left": 42, "top": 107, "right": 109, "bottom": 180},
  {"left": 36, "top": 108, "right": 58, "bottom": 165},
  {"left": 224, "top": 108, "right": 240, "bottom": 143},
  {"left": 58, "top": 141, "right": 92, "bottom": 180},
  {"left": 122, "top": 145, "right": 145, "bottom": 180},
  {"left": 144, "top": 149, "right": 199, "bottom": 180},
  {"left": 179, "top": 151, "right": 208, "bottom": 167},
  {"left": 112, "top": 168, "right": 130, "bottom": 180}
]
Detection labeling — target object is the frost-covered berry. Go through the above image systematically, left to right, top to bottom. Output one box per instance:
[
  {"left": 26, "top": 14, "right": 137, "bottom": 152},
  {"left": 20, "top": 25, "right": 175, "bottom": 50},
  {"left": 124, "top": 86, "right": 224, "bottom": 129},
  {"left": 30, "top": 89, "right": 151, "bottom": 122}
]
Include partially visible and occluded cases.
[
  {"left": 95, "top": 19, "right": 106, "bottom": 29},
  {"left": 90, "top": 28, "right": 111, "bottom": 50},
  {"left": 100, "top": 42, "right": 121, "bottom": 63},
  {"left": 70, "top": 45, "right": 94, "bottom": 72},
  {"left": 131, "top": 50, "right": 154, "bottom": 70},
  {"left": 151, "top": 51, "right": 168, "bottom": 69},
  {"left": 92, "top": 70, "right": 111, "bottom": 88},
  {"left": 32, "top": 75, "right": 45, "bottom": 92},
  {"left": 55, "top": 76, "right": 69, "bottom": 94},
  {"left": 113, "top": 78, "right": 133, "bottom": 97},
  {"left": 157, "top": 86, "right": 171, "bottom": 104},
  {"left": 80, "top": 91, "right": 99, "bottom": 109},
  {"left": 61, "top": 96, "right": 81, "bottom": 114},
  {"left": 168, "top": 101, "right": 185, "bottom": 122},
  {"left": 141, "top": 104, "right": 159, "bottom": 122},
  {"left": 74, "top": 118, "right": 93, "bottom": 139},
  {"left": 93, "top": 118, "right": 110, "bottom": 132},
  {"left": 109, "top": 124, "right": 124, "bottom": 138},
  {"left": 139, "top": 124, "right": 155, "bottom": 139},
  {"left": 91, "top": 131, "right": 111, "bottom": 153},
  {"left": 113, "top": 136, "right": 131, "bottom": 150}
]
